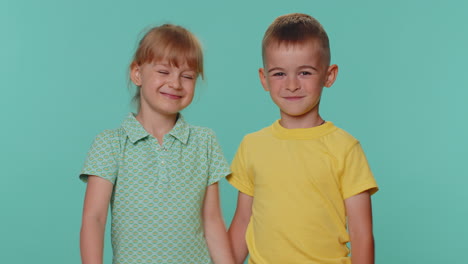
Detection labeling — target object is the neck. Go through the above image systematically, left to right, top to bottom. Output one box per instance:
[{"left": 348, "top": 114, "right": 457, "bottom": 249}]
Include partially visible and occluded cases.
[
  {"left": 135, "top": 110, "right": 178, "bottom": 145},
  {"left": 279, "top": 111, "right": 324, "bottom": 129}
]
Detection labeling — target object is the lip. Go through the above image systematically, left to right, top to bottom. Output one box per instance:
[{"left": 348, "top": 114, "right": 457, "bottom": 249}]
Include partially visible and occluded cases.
[
  {"left": 160, "top": 92, "right": 182, "bottom": 99},
  {"left": 283, "top": 96, "right": 304, "bottom": 101}
]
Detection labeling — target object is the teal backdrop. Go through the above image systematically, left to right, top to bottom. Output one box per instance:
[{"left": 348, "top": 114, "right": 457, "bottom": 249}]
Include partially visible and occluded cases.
[{"left": 1, "top": 0, "right": 467, "bottom": 263}]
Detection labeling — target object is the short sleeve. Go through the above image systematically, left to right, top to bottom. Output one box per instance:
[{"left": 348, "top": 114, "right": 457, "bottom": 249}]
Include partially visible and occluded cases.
[
  {"left": 79, "top": 130, "right": 119, "bottom": 184},
  {"left": 206, "top": 130, "right": 231, "bottom": 186},
  {"left": 227, "top": 139, "right": 254, "bottom": 196},
  {"left": 341, "top": 142, "right": 378, "bottom": 199}
]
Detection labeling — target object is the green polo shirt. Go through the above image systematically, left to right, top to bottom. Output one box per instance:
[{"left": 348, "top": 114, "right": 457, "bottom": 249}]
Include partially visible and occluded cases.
[{"left": 80, "top": 113, "right": 230, "bottom": 264}]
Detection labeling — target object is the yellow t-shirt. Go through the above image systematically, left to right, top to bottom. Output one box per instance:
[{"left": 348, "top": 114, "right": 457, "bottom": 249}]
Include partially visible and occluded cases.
[{"left": 227, "top": 121, "right": 378, "bottom": 264}]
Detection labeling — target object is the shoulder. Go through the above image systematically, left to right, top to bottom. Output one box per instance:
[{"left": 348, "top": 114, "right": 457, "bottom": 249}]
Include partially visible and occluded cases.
[
  {"left": 323, "top": 123, "right": 361, "bottom": 153},
  {"left": 189, "top": 124, "right": 215, "bottom": 134},
  {"left": 330, "top": 124, "right": 359, "bottom": 142},
  {"left": 187, "top": 125, "right": 222, "bottom": 149},
  {"left": 189, "top": 125, "right": 217, "bottom": 139},
  {"left": 244, "top": 125, "right": 271, "bottom": 140},
  {"left": 239, "top": 126, "right": 272, "bottom": 146},
  {"left": 91, "top": 127, "right": 125, "bottom": 152},
  {"left": 94, "top": 127, "right": 125, "bottom": 141}
]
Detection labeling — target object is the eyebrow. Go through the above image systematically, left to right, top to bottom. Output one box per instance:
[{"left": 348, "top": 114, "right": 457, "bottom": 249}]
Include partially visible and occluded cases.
[
  {"left": 153, "top": 63, "right": 195, "bottom": 72},
  {"left": 153, "top": 63, "right": 171, "bottom": 67},
  {"left": 267, "top": 65, "right": 319, "bottom": 73},
  {"left": 267, "top": 67, "right": 283, "bottom": 73}
]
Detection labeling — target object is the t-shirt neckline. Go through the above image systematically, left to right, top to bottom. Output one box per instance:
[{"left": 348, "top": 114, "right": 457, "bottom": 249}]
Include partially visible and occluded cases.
[{"left": 270, "top": 119, "right": 337, "bottom": 140}]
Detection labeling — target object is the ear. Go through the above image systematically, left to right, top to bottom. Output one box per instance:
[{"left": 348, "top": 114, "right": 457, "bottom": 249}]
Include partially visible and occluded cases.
[
  {"left": 130, "top": 63, "right": 142, "bottom": 86},
  {"left": 324, "top": 64, "right": 338, "bottom": 88},
  {"left": 258, "top": 68, "right": 269, "bottom": 91}
]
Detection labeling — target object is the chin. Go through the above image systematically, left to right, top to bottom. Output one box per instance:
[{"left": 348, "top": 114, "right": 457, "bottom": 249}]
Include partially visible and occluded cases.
[{"left": 281, "top": 110, "right": 315, "bottom": 118}]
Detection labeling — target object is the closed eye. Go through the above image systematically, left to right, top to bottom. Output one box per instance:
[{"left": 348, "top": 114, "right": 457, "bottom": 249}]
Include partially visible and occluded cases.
[
  {"left": 157, "top": 71, "right": 169, "bottom": 75},
  {"left": 182, "top": 74, "right": 195, "bottom": 80}
]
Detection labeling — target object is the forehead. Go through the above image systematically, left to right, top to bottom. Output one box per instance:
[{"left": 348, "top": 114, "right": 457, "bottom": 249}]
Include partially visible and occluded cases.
[
  {"left": 263, "top": 39, "right": 324, "bottom": 67},
  {"left": 147, "top": 43, "right": 201, "bottom": 72},
  {"left": 147, "top": 56, "right": 198, "bottom": 74},
  {"left": 152, "top": 57, "right": 191, "bottom": 68}
]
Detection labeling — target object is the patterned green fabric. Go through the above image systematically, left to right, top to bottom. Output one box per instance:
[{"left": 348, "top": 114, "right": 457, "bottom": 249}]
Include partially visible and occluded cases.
[{"left": 80, "top": 113, "right": 230, "bottom": 264}]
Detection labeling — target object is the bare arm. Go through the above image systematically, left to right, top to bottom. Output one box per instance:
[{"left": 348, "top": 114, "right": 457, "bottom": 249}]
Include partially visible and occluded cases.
[
  {"left": 80, "top": 176, "right": 113, "bottom": 264},
  {"left": 202, "top": 182, "right": 235, "bottom": 264},
  {"left": 228, "top": 191, "right": 253, "bottom": 264},
  {"left": 345, "top": 191, "right": 374, "bottom": 264}
]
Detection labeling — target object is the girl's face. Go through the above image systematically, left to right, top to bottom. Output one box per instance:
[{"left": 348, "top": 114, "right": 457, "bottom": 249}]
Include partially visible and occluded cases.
[{"left": 131, "top": 60, "right": 197, "bottom": 117}]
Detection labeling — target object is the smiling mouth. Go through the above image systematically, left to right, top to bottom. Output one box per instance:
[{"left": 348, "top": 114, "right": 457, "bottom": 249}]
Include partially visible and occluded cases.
[
  {"left": 161, "top": 92, "right": 182, "bottom": 99},
  {"left": 283, "top": 96, "right": 304, "bottom": 101}
]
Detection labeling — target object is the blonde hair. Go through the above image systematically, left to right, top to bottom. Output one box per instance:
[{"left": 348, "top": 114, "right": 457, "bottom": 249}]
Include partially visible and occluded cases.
[
  {"left": 262, "top": 13, "right": 330, "bottom": 66},
  {"left": 130, "top": 24, "right": 204, "bottom": 107}
]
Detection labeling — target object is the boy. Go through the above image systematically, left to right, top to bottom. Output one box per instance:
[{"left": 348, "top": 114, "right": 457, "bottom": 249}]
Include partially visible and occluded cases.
[{"left": 227, "top": 13, "right": 378, "bottom": 264}]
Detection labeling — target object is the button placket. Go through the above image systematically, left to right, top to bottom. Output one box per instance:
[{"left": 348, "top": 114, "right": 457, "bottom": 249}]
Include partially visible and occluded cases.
[
  {"left": 158, "top": 135, "right": 174, "bottom": 184},
  {"left": 146, "top": 138, "right": 163, "bottom": 184}
]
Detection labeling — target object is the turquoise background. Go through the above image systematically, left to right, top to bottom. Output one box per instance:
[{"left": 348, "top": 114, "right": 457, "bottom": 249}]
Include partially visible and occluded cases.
[{"left": 1, "top": 0, "right": 467, "bottom": 263}]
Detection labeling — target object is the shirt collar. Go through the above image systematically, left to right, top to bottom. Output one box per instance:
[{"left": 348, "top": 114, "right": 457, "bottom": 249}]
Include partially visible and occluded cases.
[
  {"left": 122, "top": 113, "right": 190, "bottom": 144},
  {"left": 122, "top": 113, "right": 149, "bottom": 144},
  {"left": 169, "top": 114, "right": 190, "bottom": 144}
]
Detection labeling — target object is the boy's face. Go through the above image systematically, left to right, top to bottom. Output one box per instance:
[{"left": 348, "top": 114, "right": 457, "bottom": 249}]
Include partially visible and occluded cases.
[{"left": 259, "top": 40, "right": 337, "bottom": 122}]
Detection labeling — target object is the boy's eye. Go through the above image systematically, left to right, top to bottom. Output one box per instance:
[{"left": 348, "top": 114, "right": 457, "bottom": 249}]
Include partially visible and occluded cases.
[
  {"left": 157, "top": 71, "right": 169, "bottom": 75},
  {"left": 299, "top": 71, "right": 312, "bottom": 76},
  {"left": 272, "top": 72, "right": 285, "bottom": 77}
]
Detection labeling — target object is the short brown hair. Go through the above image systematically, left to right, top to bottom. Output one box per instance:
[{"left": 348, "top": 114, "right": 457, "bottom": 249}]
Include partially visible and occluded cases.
[
  {"left": 262, "top": 13, "right": 330, "bottom": 65},
  {"left": 130, "top": 24, "right": 204, "bottom": 107}
]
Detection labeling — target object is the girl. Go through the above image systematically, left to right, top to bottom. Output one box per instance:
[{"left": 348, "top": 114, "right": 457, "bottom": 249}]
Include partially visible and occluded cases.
[{"left": 80, "top": 24, "right": 234, "bottom": 264}]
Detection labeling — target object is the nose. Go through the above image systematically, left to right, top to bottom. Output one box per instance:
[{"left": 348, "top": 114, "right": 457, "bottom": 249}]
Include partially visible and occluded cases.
[
  {"left": 167, "top": 75, "right": 182, "bottom": 89},
  {"left": 286, "top": 76, "right": 300, "bottom": 92}
]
